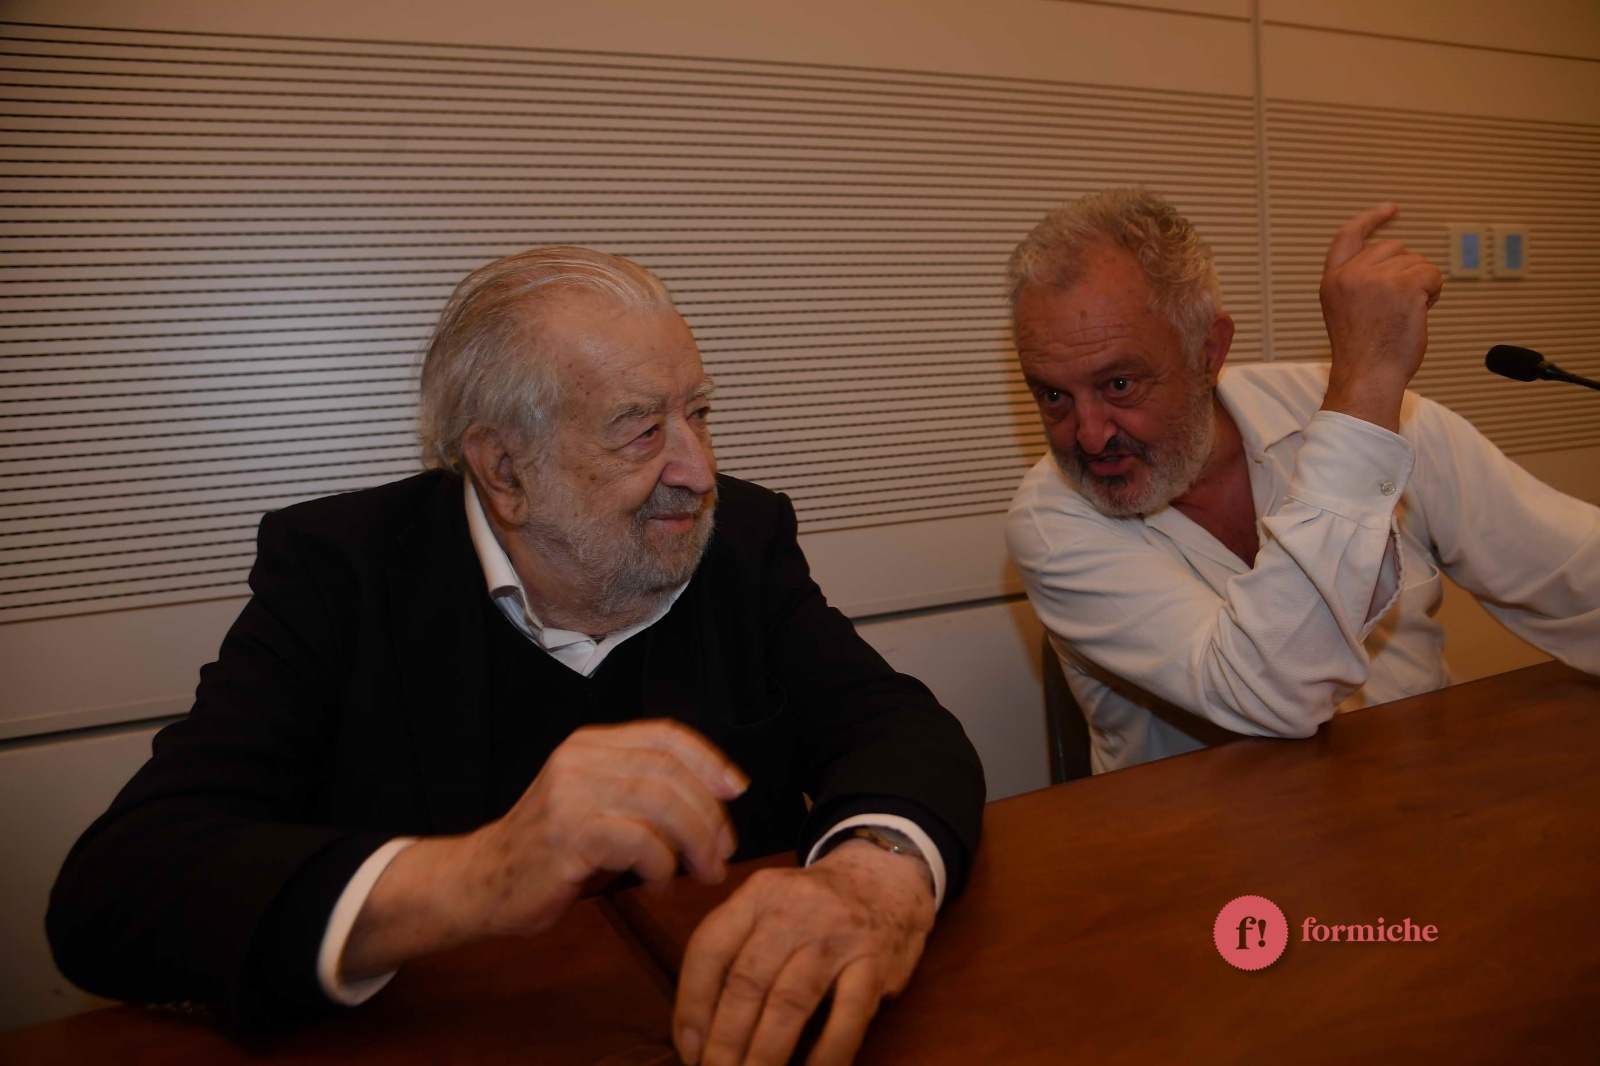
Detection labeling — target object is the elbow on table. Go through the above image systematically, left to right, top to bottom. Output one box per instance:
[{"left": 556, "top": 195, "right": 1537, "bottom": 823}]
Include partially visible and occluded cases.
[{"left": 1196, "top": 692, "right": 1336, "bottom": 742}]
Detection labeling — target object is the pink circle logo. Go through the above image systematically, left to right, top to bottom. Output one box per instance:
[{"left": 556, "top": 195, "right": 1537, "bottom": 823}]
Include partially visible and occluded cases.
[{"left": 1214, "top": 895, "right": 1288, "bottom": 970}]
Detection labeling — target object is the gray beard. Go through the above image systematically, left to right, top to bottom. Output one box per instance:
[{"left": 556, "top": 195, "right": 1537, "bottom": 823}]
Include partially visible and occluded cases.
[
  {"left": 1052, "top": 377, "right": 1217, "bottom": 519},
  {"left": 521, "top": 481, "right": 717, "bottom": 629}
]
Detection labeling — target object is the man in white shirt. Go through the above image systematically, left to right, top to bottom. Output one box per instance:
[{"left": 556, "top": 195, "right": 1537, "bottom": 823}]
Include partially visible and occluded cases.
[
  {"left": 1005, "top": 188, "right": 1600, "bottom": 773},
  {"left": 50, "top": 247, "right": 984, "bottom": 1066}
]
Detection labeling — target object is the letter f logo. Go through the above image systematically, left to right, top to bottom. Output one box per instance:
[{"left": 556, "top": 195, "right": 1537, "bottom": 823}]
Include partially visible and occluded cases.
[{"left": 1236, "top": 916, "right": 1257, "bottom": 950}]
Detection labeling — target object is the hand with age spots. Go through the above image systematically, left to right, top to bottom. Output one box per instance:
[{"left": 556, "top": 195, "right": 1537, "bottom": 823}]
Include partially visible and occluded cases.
[
  {"left": 340, "top": 720, "right": 746, "bottom": 981},
  {"left": 673, "top": 838, "right": 936, "bottom": 1066}
]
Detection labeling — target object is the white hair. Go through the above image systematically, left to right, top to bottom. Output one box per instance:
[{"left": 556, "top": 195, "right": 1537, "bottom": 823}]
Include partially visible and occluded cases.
[
  {"left": 1006, "top": 187, "right": 1222, "bottom": 360},
  {"left": 417, "top": 246, "right": 674, "bottom": 471}
]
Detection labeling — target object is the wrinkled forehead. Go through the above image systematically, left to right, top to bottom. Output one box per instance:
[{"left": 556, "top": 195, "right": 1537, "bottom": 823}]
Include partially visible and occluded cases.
[{"left": 538, "top": 291, "right": 711, "bottom": 420}]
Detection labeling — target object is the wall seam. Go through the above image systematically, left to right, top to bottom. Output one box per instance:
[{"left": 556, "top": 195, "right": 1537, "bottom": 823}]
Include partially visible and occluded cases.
[{"left": 1252, "top": 0, "right": 1274, "bottom": 361}]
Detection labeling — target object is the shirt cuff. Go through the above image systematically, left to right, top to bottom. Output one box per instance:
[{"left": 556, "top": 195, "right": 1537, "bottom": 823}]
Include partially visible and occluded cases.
[
  {"left": 1288, "top": 410, "right": 1416, "bottom": 527},
  {"left": 804, "top": 814, "right": 947, "bottom": 910},
  {"left": 315, "top": 837, "right": 417, "bottom": 1006}
]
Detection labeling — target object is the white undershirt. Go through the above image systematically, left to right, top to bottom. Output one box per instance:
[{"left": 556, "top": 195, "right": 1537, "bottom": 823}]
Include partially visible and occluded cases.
[{"left": 314, "top": 480, "right": 945, "bottom": 1005}]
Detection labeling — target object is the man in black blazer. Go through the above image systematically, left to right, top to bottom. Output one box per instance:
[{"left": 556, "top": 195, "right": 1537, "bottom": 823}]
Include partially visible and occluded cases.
[{"left": 48, "top": 247, "right": 985, "bottom": 1066}]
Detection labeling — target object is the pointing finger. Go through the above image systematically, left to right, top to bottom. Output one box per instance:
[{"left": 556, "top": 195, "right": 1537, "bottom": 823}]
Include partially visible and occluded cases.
[{"left": 1324, "top": 203, "right": 1398, "bottom": 272}]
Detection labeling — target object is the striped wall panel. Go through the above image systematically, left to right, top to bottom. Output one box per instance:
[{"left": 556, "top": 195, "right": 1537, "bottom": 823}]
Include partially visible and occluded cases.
[
  {"left": 0, "top": 21, "right": 1263, "bottom": 621},
  {"left": 1265, "top": 99, "right": 1600, "bottom": 455}
]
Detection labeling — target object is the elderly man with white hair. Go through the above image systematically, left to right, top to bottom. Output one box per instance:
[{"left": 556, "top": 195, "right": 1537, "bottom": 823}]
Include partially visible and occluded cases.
[
  {"left": 1006, "top": 188, "right": 1600, "bottom": 774},
  {"left": 50, "top": 247, "right": 985, "bottom": 1066}
]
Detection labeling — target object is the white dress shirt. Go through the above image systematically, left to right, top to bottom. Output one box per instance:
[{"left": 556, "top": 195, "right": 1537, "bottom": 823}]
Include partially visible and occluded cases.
[
  {"left": 1008, "top": 361, "right": 1600, "bottom": 774},
  {"left": 317, "top": 480, "right": 945, "bottom": 1003}
]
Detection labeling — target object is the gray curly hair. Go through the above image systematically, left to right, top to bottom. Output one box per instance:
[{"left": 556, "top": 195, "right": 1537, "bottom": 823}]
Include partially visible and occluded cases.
[
  {"left": 1006, "top": 188, "right": 1222, "bottom": 360},
  {"left": 417, "top": 246, "right": 674, "bottom": 471}
]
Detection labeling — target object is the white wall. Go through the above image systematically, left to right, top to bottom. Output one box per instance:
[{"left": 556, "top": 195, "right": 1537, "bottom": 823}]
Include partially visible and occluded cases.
[{"left": 1, "top": 0, "right": 1595, "bottom": 1034}]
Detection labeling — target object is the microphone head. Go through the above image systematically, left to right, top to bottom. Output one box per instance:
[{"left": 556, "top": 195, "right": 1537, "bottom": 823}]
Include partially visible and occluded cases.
[{"left": 1486, "top": 345, "right": 1547, "bottom": 382}]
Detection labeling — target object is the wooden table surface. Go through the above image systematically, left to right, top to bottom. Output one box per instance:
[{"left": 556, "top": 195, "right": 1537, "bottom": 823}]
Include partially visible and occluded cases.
[
  {"left": 616, "top": 660, "right": 1600, "bottom": 1064},
  {"left": 4, "top": 661, "right": 1596, "bottom": 1064},
  {"left": 0, "top": 899, "right": 677, "bottom": 1065}
]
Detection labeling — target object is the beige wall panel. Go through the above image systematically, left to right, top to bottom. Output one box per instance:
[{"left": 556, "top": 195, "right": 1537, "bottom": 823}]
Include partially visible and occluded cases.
[
  {"left": 7, "top": 0, "right": 1254, "bottom": 96},
  {"left": 1262, "top": 0, "right": 1600, "bottom": 61},
  {"left": 1261, "top": 22, "right": 1600, "bottom": 124},
  {"left": 1516, "top": 444, "right": 1600, "bottom": 505},
  {"left": 803, "top": 513, "right": 1024, "bottom": 618},
  {"left": 857, "top": 597, "right": 1050, "bottom": 801},
  {"left": 0, "top": 598, "right": 239, "bottom": 740},
  {"left": 0, "top": 724, "right": 158, "bottom": 1031}
]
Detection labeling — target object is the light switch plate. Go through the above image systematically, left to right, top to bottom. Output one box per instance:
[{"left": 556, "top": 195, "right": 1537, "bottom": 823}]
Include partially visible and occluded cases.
[
  {"left": 1447, "top": 225, "right": 1485, "bottom": 279},
  {"left": 1490, "top": 225, "right": 1528, "bottom": 278}
]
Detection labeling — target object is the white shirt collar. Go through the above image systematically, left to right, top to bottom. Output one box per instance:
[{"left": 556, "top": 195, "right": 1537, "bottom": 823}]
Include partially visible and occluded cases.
[
  {"left": 1216, "top": 361, "right": 1322, "bottom": 460},
  {"left": 463, "top": 479, "right": 687, "bottom": 675}
]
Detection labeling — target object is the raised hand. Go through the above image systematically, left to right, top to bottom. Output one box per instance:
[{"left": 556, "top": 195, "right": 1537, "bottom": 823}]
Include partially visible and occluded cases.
[
  {"left": 1318, "top": 203, "right": 1444, "bottom": 432},
  {"left": 341, "top": 720, "right": 747, "bottom": 980},
  {"left": 673, "top": 838, "right": 936, "bottom": 1066}
]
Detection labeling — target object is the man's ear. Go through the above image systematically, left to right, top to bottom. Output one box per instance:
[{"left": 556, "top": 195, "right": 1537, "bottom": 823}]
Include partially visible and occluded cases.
[
  {"left": 1199, "top": 313, "right": 1235, "bottom": 383},
  {"left": 461, "top": 424, "right": 528, "bottom": 527}
]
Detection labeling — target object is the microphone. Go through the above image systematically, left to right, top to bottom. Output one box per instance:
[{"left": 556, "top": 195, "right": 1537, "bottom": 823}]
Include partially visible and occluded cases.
[{"left": 1485, "top": 345, "right": 1600, "bottom": 392}]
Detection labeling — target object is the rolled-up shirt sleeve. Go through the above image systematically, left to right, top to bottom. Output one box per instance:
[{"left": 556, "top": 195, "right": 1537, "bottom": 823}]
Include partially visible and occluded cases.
[{"left": 1008, "top": 410, "right": 1415, "bottom": 739}]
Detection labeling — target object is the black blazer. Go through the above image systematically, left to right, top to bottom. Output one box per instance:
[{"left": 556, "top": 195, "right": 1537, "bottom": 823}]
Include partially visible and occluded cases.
[{"left": 48, "top": 470, "right": 985, "bottom": 1031}]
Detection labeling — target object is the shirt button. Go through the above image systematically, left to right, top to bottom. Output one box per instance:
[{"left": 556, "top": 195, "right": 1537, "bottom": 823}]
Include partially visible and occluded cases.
[{"left": 1379, "top": 480, "right": 1396, "bottom": 496}]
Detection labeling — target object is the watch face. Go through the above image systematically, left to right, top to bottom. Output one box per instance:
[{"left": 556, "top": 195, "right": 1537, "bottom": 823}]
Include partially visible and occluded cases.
[{"left": 855, "top": 827, "right": 921, "bottom": 860}]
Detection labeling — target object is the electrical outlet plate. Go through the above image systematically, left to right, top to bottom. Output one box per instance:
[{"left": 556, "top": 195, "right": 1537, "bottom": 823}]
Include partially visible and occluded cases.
[
  {"left": 1446, "top": 225, "right": 1484, "bottom": 279},
  {"left": 1490, "top": 225, "right": 1527, "bottom": 278}
]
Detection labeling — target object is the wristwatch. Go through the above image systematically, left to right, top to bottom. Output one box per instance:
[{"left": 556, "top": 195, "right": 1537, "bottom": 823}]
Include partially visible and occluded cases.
[{"left": 847, "top": 825, "right": 926, "bottom": 862}]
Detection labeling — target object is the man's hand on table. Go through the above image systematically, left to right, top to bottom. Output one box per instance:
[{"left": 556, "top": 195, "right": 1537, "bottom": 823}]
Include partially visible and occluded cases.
[
  {"left": 1318, "top": 202, "right": 1444, "bottom": 433},
  {"left": 341, "top": 719, "right": 747, "bottom": 979},
  {"left": 673, "top": 837, "right": 937, "bottom": 1066}
]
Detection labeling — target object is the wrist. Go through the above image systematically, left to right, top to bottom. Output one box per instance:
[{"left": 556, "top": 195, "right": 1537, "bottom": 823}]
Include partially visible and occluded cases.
[
  {"left": 1321, "top": 368, "right": 1406, "bottom": 433},
  {"left": 342, "top": 835, "right": 497, "bottom": 979},
  {"left": 818, "top": 837, "right": 936, "bottom": 907}
]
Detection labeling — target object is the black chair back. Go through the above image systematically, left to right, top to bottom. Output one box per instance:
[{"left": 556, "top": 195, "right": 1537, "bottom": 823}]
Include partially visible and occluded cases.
[{"left": 1041, "top": 634, "right": 1093, "bottom": 784}]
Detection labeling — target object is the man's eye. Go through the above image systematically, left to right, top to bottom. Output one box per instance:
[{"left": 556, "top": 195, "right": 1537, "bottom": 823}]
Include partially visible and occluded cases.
[
  {"left": 1106, "top": 377, "right": 1133, "bottom": 395},
  {"left": 1037, "top": 388, "right": 1066, "bottom": 407},
  {"left": 690, "top": 405, "right": 712, "bottom": 422},
  {"left": 635, "top": 424, "right": 660, "bottom": 442}
]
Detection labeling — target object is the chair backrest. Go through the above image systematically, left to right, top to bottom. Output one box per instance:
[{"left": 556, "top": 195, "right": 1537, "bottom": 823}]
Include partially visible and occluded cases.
[{"left": 1040, "top": 634, "right": 1093, "bottom": 784}]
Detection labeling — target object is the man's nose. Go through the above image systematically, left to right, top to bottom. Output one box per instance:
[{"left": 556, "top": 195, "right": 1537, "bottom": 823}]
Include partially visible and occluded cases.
[
  {"left": 1074, "top": 400, "right": 1118, "bottom": 455},
  {"left": 662, "top": 424, "right": 717, "bottom": 496}
]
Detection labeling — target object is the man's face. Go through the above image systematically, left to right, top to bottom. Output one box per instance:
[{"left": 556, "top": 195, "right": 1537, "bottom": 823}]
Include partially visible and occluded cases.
[
  {"left": 1014, "top": 244, "right": 1219, "bottom": 518},
  {"left": 519, "top": 292, "right": 718, "bottom": 613}
]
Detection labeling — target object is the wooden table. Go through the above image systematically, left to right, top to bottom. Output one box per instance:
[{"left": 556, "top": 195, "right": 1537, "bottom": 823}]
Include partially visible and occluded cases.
[
  {"left": 616, "top": 660, "right": 1600, "bottom": 1064},
  {"left": 5, "top": 661, "right": 1596, "bottom": 1063}
]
